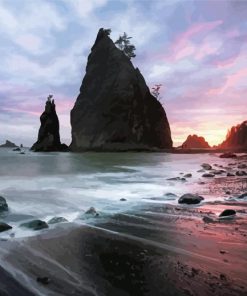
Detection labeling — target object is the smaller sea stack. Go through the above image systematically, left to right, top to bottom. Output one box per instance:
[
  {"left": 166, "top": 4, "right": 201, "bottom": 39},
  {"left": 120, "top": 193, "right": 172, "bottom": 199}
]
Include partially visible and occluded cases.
[
  {"left": 31, "top": 95, "right": 68, "bottom": 152},
  {"left": 219, "top": 121, "right": 247, "bottom": 150},
  {"left": 181, "top": 135, "right": 210, "bottom": 149}
]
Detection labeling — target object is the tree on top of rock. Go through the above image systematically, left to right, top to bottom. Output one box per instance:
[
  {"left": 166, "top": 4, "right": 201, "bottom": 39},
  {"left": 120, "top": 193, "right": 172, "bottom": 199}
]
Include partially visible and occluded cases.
[
  {"left": 103, "top": 28, "right": 111, "bottom": 36},
  {"left": 115, "top": 32, "right": 136, "bottom": 59},
  {"left": 151, "top": 84, "right": 162, "bottom": 100},
  {"left": 47, "top": 94, "right": 53, "bottom": 102}
]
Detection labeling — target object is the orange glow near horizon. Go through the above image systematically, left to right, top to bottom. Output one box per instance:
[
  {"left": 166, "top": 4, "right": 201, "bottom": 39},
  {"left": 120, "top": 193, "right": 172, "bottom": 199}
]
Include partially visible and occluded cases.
[{"left": 171, "top": 124, "right": 231, "bottom": 147}]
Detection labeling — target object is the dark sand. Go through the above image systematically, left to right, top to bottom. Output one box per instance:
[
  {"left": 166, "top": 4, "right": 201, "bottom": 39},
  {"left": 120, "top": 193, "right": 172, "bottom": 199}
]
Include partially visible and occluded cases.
[
  {"left": 0, "top": 156, "right": 247, "bottom": 296},
  {"left": 0, "top": 197, "right": 247, "bottom": 296}
]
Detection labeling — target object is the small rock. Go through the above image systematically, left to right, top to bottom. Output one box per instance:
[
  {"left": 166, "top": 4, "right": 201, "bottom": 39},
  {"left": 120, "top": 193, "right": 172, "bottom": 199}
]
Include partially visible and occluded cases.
[
  {"left": 13, "top": 147, "right": 21, "bottom": 151},
  {"left": 220, "top": 153, "right": 237, "bottom": 158},
  {"left": 201, "top": 163, "right": 212, "bottom": 170},
  {"left": 237, "top": 164, "right": 247, "bottom": 169},
  {"left": 197, "top": 169, "right": 205, "bottom": 173},
  {"left": 212, "top": 170, "right": 224, "bottom": 175},
  {"left": 236, "top": 170, "right": 247, "bottom": 176},
  {"left": 227, "top": 172, "right": 235, "bottom": 177},
  {"left": 184, "top": 173, "right": 192, "bottom": 178},
  {"left": 202, "top": 173, "right": 215, "bottom": 178},
  {"left": 167, "top": 177, "right": 186, "bottom": 181},
  {"left": 167, "top": 177, "right": 180, "bottom": 181},
  {"left": 198, "top": 181, "right": 205, "bottom": 185},
  {"left": 225, "top": 191, "right": 231, "bottom": 195},
  {"left": 237, "top": 192, "right": 247, "bottom": 199},
  {"left": 164, "top": 193, "right": 177, "bottom": 197},
  {"left": 178, "top": 193, "right": 204, "bottom": 205},
  {"left": 0, "top": 196, "right": 8, "bottom": 211},
  {"left": 120, "top": 198, "right": 127, "bottom": 201},
  {"left": 85, "top": 207, "right": 99, "bottom": 216},
  {"left": 219, "top": 209, "right": 236, "bottom": 218},
  {"left": 203, "top": 216, "right": 214, "bottom": 223},
  {"left": 48, "top": 217, "right": 68, "bottom": 224},
  {"left": 20, "top": 220, "right": 49, "bottom": 231},
  {"left": 0, "top": 222, "right": 12, "bottom": 233},
  {"left": 220, "top": 250, "right": 227, "bottom": 254},
  {"left": 191, "top": 267, "right": 199, "bottom": 276},
  {"left": 220, "top": 274, "right": 226, "bottom": 281},
  {"left": 37, "top": 277, "right": 51, "bottom": 285}
]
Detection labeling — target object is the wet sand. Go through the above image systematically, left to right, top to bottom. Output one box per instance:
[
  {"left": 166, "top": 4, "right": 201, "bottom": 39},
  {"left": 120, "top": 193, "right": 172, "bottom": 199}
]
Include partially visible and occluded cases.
[{"left": 0, "top": 197, "right": 247, "bottom": 296}]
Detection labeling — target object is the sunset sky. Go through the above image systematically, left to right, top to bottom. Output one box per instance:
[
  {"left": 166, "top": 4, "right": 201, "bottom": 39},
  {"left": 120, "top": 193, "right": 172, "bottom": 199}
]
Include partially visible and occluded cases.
[{"left": 0, "top": 0, "right": 246, "bottom": 147}]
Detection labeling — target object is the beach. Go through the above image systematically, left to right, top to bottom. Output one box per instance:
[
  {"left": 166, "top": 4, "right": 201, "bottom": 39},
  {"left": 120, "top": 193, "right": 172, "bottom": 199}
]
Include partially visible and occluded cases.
[{"left": 0, "top": 149, "right": 247, "bottom": 295}]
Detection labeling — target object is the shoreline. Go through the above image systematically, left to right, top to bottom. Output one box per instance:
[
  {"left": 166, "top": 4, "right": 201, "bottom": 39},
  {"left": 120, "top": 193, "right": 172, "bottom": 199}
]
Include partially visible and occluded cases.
[
  {"left": 2, "top": 146, "right": 247, "bottom": 154},
  {"left": 0, "top": 149, "right": 246, "bottom": 295},
  {"left": 0, "top": 196, "right": 247, "bottom": 296}
]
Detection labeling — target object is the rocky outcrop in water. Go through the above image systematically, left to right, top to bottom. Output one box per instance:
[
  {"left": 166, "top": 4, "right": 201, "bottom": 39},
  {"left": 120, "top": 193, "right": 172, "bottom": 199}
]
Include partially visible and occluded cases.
[
  {"left": 70, "top": 28, "right": 172, "bottom": 151},
  {"left": 31, "top": 96, "right": 68, "bottom": 152},
  {"left": 219, "top": 121, "right": 247, "bottom": 150},
  {"left": 181, "top": 135, "right": 210, "bottom": 149},
  {"left": 0, "top": 140, "right": 17, "bottom": 148},
  {"left": 0, "top": 196, "right": 8, "bottom": 211}
]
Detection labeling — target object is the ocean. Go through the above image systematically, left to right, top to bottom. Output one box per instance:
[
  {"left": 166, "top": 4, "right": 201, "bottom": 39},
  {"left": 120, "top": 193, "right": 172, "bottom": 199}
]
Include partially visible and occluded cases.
[{"left": 0, "top": 148, "right": 232, "bottom": 239}]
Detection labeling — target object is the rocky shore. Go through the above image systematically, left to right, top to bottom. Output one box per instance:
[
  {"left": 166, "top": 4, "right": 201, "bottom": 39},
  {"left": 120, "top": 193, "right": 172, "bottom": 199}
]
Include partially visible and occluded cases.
[{"left": 0, "top": 152, "right": 247, "bottom": 296}]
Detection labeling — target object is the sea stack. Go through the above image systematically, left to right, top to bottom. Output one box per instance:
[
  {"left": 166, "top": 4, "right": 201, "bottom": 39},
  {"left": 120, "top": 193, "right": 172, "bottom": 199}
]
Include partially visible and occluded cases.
[
  {"left": 70, "top": 28, "right": 172, "bottom": 151},
  {"left": 31, "top": 95, "right": 68, "bottom": 152},
  {"left": 219, "top": 121, "right": 247, "bottom": 150},
  {"left": 181, "top": 135, "right": 210, "bottom": 149},
  {"left": 0, "top": 140, "right": 18, "bottom": 148}
]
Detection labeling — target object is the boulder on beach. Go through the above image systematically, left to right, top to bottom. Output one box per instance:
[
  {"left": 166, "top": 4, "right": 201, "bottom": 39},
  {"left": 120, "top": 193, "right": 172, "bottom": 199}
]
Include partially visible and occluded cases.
[
  {"left": 70, "top": 28, "right": 172, "bottom": 151},
  {"left": 31, "top": 95, "right": 69, "bottom": 152},
  {"left": 0, "top": 140, "right": 17, "bottom": 148},
  {"left": 219, "top": 152, "right": 237, "bottom": 159},
  {"left": 201, "top": 163, "right": 212, "bottom": 170},
  {"left": 238, "top": 163, "right": 247, "bottom": 169},
  {"left": 212, "top": 170, "right": 224, "bottom": 175},
  {"left": 236, "top": 171, "right": 247, "bottom": 176},
  {"left": 227, "top": 172, "right": 235, "bottom": 177},
  {"left": 184, "top": 173, "right": 192, "bottom": 178},
  {"left": 202, "top": 173, "right": 215, "bottom": 178},
  {"left": 167, "top": 177, "right": 186, "bottom": 181},
  {"left": 237, "top": 192, "right": 247, "bottom": 199},
  {"left": 164, "top": 193, "right": 177, "bottom": 197},
  {"left": 178, "top": 193, "right": 204, "bottom": 205},
  {"left": 0, "top": 196, "right": 8, "bottom": 211},
  {"left": 85, "top": 207, "right": 99, "bottom": 216},
  {"left": 219, "top": 209, "right": 236, "bottom": 218},
  {"left": 202, "top": 216, "right": 214, "bottom": 223},
  {"left": 48, "top": 217, "right": 68, "bottom": 224},
  {"left": 20, "top": 220, "right": 49, "bottom": 231},
  {"left": 0, "top": 222, "right": 12, "bottom": 232},
  {"left": 37, "top": 277, "right": 51, "bottom": 285}
]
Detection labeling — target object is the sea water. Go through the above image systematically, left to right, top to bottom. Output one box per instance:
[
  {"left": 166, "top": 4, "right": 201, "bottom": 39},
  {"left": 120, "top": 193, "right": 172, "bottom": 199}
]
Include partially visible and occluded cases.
[{"left": 0, "top": 148, "right": 231, "bottom": 238}]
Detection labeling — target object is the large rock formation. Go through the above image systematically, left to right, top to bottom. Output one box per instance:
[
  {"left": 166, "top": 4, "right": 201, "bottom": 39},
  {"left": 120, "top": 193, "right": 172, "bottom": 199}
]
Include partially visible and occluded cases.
[
  {"left": 70, "top": 28, "right": 172, "bottom": 151},
  {"left": 31, "top": 96, "right": 68, "bottom": 152},
  {"left": 218, "top": 121, "right": 247, "bottom": 150},
  {"left": 181, "top": 134, "right": 210, "bottom": 149},
  {"left": 0, "top": 140, "right": 17, "bottom": 148}
]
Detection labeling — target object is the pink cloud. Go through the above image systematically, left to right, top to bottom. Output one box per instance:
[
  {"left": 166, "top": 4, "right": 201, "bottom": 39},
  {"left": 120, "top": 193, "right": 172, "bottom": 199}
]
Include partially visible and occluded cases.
[
  {"left": 167, "top": 20, "right": 223, "bottom": 62},
  {"left": 207, "top": 66, "right": 247, "bottom": 96},
  {"left": 2, "top": 107, "right": 40, "bottom": 116}
]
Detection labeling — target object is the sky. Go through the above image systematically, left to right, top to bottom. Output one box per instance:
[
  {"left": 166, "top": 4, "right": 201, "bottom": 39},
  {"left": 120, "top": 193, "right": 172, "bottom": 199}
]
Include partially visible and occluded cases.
[{"left": 0, "top": 0, "right": 247, "bottom": 147}]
